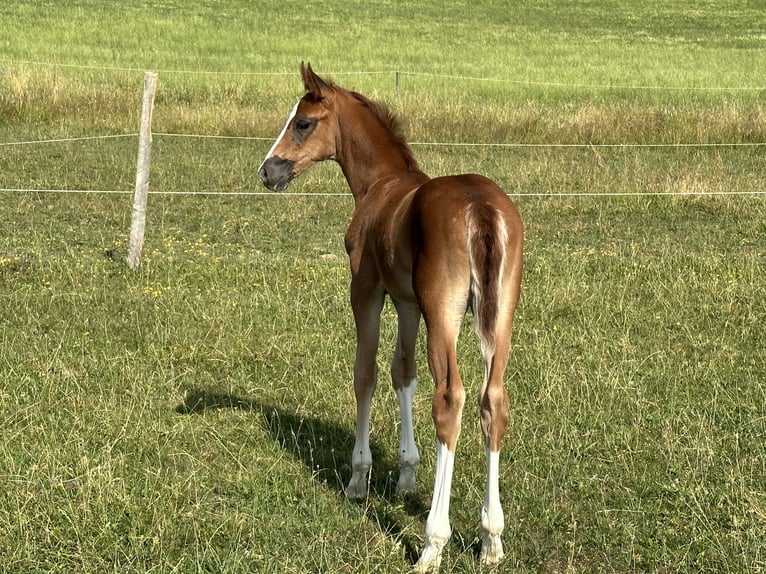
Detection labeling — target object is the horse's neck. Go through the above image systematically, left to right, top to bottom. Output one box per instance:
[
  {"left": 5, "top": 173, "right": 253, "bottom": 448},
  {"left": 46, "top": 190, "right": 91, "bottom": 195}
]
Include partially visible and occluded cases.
[
  {"left": 336, "top": 102, "right": 427, "bottom": 199},
  {"left": 340, "top": 157, "right": 426, "bottom": 200}
]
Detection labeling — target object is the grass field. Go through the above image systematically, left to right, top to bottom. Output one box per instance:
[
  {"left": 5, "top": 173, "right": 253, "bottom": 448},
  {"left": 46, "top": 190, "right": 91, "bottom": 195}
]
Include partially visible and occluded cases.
[{"left": 1, "top": 1, "right": 765, "bottom": 573}]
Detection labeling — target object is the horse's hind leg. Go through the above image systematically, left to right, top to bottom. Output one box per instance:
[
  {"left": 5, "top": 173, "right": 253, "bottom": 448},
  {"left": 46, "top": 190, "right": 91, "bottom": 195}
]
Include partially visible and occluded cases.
[
  {"left": 477, "top": 286, "right": 520, "bottom": 565},
  {"left": 391, "top": 300, "right": 421, "bottom": 494},
  {"left": 415, "top": 301, "right": 467, "bottom": 573},
  {"left": 478, "top": 335, "right": 511, "bottom": 565}
]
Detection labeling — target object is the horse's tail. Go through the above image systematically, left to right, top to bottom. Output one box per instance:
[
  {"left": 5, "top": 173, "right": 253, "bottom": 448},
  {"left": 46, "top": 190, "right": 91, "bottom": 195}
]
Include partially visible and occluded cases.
[{"left": 466, "top": 203, "right": 518, "bottom": 357}]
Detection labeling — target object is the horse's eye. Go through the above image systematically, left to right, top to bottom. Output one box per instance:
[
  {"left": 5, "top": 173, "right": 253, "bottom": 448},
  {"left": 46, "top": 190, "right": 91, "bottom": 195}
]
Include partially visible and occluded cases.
[{"left": 295, "top": 118, "right": 314, "bottom": 132}]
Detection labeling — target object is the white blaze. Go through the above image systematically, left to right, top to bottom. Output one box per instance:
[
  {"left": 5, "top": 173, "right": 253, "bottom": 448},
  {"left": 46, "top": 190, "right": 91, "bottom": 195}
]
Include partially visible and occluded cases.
[{"left": 260, "top": 102, "right": 299, "bottom": 165}]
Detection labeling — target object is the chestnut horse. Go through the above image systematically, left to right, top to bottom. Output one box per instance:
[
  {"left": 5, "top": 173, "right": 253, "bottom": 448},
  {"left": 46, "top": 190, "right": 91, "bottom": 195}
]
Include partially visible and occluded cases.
[{"left": 258, "top": 64, "right": 523, "bottom": 572}]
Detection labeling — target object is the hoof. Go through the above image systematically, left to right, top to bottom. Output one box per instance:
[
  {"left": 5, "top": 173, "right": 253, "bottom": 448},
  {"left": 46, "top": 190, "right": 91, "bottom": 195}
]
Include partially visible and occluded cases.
[
  {"left": 396, "top": 465, "right": 417, "bottom": 495},
  {"left": 345, "top": 470, "right": 369, "bottom": 499},
  {"left": 480, "top": 533, "right": 505, "bottom": 566},
  {"left": 413, "top": 537, "right": 447, "bottom": 573},
  {"left": 412, "top": 552, "right": 441, "bottom": 573}
]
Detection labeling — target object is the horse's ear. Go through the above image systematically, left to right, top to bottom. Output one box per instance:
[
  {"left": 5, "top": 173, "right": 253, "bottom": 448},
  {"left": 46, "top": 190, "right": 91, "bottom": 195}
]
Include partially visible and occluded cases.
[{"left": 301, "top": 62, "right": 330, "bottom": 100}]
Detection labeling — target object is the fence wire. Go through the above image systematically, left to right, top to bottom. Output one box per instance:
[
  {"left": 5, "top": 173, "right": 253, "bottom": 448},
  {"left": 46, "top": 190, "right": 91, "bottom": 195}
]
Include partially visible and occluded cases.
[
  {"left": 1, "top": 58, "right": 764, "bottom": 91},
  {"left": 1, "top": 61, "right": 763, "bottom": 197},
  {"left": 4, "top": 131, "right": 765, "bottom": 149},
  {"left": 2, "top": 188, "right": 764, "bottom": 198}
]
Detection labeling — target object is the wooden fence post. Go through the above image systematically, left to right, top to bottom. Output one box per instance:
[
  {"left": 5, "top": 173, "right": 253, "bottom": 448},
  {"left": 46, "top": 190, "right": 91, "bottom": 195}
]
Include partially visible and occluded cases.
[{"left": 127, "top": 71, "right": 158, "bottom": 270}]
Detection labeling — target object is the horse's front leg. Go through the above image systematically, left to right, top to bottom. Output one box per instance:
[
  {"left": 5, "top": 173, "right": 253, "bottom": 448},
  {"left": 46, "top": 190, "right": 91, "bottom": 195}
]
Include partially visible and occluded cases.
[
  {"left": 346, "top": 279, "right": 385, "bottom": 500},
  {"left": 391, "top": 300, "right": 422, "bottom": 494}
]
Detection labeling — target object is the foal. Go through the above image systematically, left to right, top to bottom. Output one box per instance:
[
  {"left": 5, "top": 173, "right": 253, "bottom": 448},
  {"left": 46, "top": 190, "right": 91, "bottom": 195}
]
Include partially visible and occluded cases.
[{"left": 259, "top": 63, "right": 523, "bottom": 572}]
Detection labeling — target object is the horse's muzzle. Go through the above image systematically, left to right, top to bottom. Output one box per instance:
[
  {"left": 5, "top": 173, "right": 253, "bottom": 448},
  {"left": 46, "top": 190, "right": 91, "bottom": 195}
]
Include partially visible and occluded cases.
[{"left": 258, "top": 156, "right": 295, "bottom": 192}]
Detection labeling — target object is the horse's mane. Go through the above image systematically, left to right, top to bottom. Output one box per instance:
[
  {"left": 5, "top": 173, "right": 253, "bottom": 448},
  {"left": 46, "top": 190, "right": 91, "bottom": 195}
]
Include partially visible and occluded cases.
[
  {"left": 306, "top": 71, "right": 420, "bottom": 172},
  {"left": 347, "top": 90, "right": 421, "bottom": 172}
]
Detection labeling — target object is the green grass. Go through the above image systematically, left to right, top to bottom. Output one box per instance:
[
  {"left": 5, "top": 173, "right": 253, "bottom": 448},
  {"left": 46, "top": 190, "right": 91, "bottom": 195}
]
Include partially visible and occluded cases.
[{"left": 1, "top": 1, "right": 765, "bottom": 573}]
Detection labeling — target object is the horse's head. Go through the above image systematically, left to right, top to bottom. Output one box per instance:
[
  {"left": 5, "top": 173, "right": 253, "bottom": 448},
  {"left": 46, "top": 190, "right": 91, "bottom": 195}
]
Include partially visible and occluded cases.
[{"left": 258, "top": 63, "right": 338, "bottom": 192}]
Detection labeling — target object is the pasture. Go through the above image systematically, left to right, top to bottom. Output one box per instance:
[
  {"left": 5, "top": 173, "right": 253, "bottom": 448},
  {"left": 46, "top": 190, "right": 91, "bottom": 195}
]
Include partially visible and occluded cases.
[{"left": 1, "top": 1, "right": 765, "bottom": 572}]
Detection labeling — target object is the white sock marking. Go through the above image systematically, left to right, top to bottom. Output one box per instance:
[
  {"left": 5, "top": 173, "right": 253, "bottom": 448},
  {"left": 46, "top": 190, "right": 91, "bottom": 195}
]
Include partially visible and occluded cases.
[
  {"left": 395, "top": 380, "right": 420, "bottom": 493},
  {"left": 395, "top": 380, "right": 419, "bottom": 466},
  {"left": 347, "top": 388, "right": 373, "bottom": 498},
  {"left": 417, "top": 442, "right": 454, "bottom": 570},
  {"left": 481, "top": 448, "right": 505, "bottom": 564},
  {"left": 482, "top": 449, "right": 503, "bottom": 533}
]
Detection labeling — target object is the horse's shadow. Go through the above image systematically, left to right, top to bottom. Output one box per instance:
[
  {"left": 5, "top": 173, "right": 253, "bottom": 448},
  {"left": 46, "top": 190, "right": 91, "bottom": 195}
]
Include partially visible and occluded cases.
[{"left": 175, "top": 387, "right": 428, "bottom": 564}]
